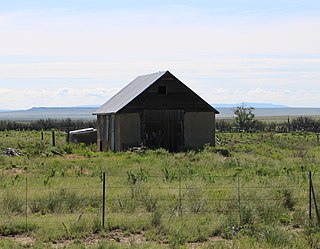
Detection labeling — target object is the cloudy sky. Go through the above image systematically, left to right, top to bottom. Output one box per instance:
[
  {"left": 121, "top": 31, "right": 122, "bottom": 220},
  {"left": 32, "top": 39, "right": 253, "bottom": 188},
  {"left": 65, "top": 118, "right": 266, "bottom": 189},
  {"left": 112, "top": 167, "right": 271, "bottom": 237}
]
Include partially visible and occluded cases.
[{"left": 1, "top": 0, "right": 320, "bottom": 109}]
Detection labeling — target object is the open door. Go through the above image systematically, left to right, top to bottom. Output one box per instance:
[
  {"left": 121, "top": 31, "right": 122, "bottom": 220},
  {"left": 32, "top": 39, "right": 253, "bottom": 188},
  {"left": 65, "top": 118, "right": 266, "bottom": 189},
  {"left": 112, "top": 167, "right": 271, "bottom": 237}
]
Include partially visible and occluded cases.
[{"left": 142, "top": 110, "right": 184, "bottom": 152}]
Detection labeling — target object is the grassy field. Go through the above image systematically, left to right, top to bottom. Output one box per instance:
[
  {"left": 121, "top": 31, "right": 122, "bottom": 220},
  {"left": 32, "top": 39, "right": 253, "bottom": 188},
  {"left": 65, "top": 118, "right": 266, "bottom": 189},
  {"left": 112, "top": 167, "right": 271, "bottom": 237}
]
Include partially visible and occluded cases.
[{"left": 1, "top": 130, "right": 320, "bottom": 248}]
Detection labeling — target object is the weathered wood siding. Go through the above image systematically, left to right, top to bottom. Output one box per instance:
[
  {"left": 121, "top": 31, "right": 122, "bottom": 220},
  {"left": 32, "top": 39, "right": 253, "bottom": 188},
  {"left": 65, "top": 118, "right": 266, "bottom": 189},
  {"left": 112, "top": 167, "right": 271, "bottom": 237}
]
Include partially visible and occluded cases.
[
  {"left": 119, "top": 73, "right": 214, "bottom": 113},
  {"left": 184, "top": 112, "right": 215, "bottom": 149},
  {"left": 118, "top": 113, "right": 141, "bottom": 150},
  {"left": 97, "top": 114, "right": 114, "bottom": 151},
  {"left": 97, "top": 115, "right": 106, "bottom": 151}
]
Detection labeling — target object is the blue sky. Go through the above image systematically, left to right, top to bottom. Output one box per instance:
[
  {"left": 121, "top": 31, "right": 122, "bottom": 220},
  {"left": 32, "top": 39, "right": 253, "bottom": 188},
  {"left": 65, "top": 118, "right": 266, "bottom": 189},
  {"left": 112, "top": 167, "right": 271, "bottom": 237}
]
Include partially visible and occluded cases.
[{"left": 0, "top": 0, "right": 320, "bottom": 109}]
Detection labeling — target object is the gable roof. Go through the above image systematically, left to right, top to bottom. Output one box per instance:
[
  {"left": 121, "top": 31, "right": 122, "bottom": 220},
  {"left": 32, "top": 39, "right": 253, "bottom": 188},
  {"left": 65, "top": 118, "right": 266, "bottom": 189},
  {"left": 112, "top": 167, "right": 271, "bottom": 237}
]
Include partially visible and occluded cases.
[
  {"left": 93, "top": 71, "right": 219, "bottom": 115},
  {"left": 93, "top": 71, "right": 166, "bottom": 115}
]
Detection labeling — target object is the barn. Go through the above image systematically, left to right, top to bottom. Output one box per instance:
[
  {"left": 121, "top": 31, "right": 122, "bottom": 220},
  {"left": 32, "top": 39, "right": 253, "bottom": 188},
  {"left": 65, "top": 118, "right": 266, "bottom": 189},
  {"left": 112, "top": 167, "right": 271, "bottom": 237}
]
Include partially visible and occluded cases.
[{"left": 93, "top": 71, "right": 219, "bottom": 152}]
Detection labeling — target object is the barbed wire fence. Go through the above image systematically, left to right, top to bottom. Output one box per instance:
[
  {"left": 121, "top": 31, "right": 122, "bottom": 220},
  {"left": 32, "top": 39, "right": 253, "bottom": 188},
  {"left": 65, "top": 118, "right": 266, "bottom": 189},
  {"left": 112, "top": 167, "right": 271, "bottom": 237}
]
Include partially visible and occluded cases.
[{"left": 1, "top": 171, "right": 320, "bottom": 234}]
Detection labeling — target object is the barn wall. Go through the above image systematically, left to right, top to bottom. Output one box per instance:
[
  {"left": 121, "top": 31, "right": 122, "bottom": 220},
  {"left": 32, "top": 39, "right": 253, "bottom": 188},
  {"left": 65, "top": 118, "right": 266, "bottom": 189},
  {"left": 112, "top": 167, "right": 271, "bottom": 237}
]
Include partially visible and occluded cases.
[
  {"left": 184, "top": 112, "right": 215, "bottom": 149},
  {"left": 118, "top": 113, "right": 141, "bottom": 151},
  {"left": 97, "top": 115, "right": 111, "bottom": 151}
]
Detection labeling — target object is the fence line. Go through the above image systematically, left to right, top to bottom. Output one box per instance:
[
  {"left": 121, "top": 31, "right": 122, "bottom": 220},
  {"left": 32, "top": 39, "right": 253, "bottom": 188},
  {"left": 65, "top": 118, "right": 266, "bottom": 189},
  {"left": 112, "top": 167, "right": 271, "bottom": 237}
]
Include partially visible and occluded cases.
[{"left": 0, "top": 171, "right": 319, "bottom": 230}]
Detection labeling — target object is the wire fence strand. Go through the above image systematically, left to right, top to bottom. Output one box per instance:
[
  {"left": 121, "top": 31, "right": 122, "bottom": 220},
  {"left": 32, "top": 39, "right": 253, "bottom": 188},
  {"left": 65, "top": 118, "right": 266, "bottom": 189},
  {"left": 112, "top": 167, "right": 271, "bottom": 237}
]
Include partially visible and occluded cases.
[{"left": 0, "top": 172, "right": 318, "bottom": 228}]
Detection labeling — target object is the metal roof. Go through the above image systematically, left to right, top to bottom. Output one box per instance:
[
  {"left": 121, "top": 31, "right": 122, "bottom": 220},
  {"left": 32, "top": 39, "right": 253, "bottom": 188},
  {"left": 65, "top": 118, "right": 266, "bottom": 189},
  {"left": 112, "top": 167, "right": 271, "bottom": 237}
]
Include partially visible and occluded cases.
[
  {"left": 93, "top": 71, "right": 167, "bottom": 114},
  {"left": 69, "top": 128, "right": 96, "bottom": 134}
]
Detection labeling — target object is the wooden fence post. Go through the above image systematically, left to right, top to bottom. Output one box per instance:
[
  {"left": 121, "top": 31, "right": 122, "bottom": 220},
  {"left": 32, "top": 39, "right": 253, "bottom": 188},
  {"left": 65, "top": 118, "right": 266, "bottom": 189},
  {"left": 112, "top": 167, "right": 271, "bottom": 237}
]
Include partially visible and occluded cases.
[
  {"left": 52, "top": 131, "right": 55, "bottom": 147},
  {"left": 310, "top": 171, "right": 312, "bottom": 226},
  {"left": 102, "top": 172, "right": 106, "bottom": 228},
  {"left": 238, "top": 174, "right": 241, "bottom": 225},
  {"left": 179, "top": 175, "right": 183, "bottom": 220},
  {"left": 25, "top": 176, "right": 28, "bottom": 231}
]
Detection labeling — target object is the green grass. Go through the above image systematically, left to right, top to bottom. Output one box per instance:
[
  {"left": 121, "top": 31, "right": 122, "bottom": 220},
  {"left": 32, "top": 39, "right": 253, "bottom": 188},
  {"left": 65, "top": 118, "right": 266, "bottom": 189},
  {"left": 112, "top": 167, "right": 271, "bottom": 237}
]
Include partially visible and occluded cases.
[{"left": 1, "top": 130, "right": 320, "bottom": 248}]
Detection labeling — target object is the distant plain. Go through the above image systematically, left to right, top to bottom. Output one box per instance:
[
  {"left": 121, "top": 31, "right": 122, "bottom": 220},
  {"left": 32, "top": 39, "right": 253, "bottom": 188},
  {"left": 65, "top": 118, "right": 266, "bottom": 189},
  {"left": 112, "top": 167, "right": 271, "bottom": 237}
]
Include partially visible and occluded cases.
[{"left": 0, "top": 107, "right": 319, "bottom": 122}]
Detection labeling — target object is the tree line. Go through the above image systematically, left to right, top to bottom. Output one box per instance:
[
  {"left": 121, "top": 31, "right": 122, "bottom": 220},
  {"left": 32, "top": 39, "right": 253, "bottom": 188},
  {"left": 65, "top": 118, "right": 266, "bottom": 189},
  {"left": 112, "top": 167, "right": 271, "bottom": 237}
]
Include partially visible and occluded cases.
[
  {"left": 217, "top": 104, "right": 320, "bottom": 133},
  {"left": 0, "top": 107, "right": 319, "bottom": 133},
  {"left": 0, "top": 118, "right": 96, "bottom": 131}
]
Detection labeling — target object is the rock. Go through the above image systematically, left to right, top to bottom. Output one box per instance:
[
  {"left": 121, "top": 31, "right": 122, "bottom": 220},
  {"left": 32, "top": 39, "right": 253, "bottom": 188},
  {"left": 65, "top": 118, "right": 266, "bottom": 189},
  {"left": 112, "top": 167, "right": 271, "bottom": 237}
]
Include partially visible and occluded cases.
[{"left": 5, "top": 148, "right": 22, "bottom": 156}]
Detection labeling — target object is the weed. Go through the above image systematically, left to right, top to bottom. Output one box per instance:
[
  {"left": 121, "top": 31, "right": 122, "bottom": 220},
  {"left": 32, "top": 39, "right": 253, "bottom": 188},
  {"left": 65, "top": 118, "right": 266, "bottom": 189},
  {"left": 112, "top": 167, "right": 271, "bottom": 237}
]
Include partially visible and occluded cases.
[
  {"left": 162, "top": 166, "right": 177, "bottom": 182},
  {"left": 127, "top": 168, "right": 149, "bottom": 185},
  {"left": 138, "top": 187, "right": 158, "bottom": 212},
  {"left": 282, "top": 189, "right": 295, "bottom": 211},
  {"left": 2, "top": 192, "right": 24, "bottom": 214},
  {"left": 151, "top": 209, "right": 162, "bottom": 227},
  {"left": 92, "top": 216, "right": 102, "bottom": 234},
  {"left": 0, "top": 221, "right": 37, "bottom": 236},
  {"left": 260, "top": 226, "right": 292, "bottom": 247},
  {"left": 168, "top": 227, "right": 187, "bottom": 248}
]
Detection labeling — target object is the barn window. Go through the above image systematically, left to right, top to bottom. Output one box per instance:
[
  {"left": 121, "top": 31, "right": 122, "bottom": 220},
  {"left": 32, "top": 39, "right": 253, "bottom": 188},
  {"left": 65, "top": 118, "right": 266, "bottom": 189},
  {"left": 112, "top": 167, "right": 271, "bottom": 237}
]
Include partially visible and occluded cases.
[{"left": 158, "top": 85, "right": 167, "bottom": 95}]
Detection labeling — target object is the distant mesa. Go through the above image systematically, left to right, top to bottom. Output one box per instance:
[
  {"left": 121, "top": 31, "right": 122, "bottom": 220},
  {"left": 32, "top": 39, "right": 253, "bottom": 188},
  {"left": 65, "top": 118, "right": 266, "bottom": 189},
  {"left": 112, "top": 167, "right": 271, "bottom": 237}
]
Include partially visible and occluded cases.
[{"left": 28, "top": 105, "right": 100, "bottom": 111}]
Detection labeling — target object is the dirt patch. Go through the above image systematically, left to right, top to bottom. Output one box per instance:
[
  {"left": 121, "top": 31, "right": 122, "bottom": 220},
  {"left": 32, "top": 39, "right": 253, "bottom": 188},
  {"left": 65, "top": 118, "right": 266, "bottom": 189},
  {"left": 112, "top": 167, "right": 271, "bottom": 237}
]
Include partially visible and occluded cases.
[
  {"left": 65, "top": 154, "right": 87, "bottom": 160},
  {"left": 1, "top": 168, "right": 25, "bottom": 176},
  {"left": 103, "top": 229, "right": 147, "bottom": 244},
  {"left": 1, "top": 232, "right": 227, "bottom": 248},
  {"left": 82, "top": 234, "right": 101, "bottom": 246},
  {"left": 2, "top": 235, "right": 36, "bottom": 246},
  {"left": 209, "top": 236, "right": 225, "bottom": 242},
  {"left": 51, "top": 240, "right": 73, "bottom": 249}
]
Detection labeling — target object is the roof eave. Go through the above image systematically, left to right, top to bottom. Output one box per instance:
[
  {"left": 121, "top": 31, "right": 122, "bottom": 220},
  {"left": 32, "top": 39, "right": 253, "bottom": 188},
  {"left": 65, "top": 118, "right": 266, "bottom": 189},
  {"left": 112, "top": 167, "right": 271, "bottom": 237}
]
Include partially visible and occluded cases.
[{"left": 92, "top": 112, "right": 117, "bottom": 115}]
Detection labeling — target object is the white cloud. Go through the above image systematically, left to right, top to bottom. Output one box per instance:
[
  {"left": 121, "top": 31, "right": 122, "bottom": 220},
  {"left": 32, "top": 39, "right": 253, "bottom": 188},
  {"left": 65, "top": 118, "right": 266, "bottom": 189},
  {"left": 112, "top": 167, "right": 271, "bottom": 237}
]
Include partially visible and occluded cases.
[
  {"left": 1, "top": 6, "right": 320, "bottom": 108},
  {"left": 1, "top": 7, "right": 320, "bottom": 57},
  {"left": 0, "top": 87, "right": 119, "bottom": 109}
]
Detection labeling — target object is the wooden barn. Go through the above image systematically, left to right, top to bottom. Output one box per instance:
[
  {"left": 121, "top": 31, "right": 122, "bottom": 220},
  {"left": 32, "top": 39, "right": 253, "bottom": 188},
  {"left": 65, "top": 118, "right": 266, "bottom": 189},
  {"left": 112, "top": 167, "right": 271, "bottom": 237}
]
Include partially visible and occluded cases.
[{"left": 93, "top": 71, "right": 219, "bottom": 152}]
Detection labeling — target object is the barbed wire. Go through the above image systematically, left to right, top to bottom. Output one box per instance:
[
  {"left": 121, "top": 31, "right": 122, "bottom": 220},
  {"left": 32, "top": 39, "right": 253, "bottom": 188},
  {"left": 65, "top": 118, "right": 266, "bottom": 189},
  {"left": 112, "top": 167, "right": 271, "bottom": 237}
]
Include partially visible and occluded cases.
[{"left": 0, "top": 171, "right": 316, "bottom": 230}]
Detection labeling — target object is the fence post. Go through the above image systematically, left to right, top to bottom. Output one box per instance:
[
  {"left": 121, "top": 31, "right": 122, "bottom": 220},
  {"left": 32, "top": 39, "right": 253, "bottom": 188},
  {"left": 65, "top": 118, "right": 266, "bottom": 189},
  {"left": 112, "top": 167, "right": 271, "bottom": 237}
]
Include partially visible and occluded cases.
[
  {"left": 41, "top": 131, "right": 44, "bottom": 141},
  {"left": 52, "top": 131, "right": 55, "bottom": 147},
  {"left": 309, "top": 171, "right": 312, "bottom": 226},
  {"left": 102, "top": 172, "right": 106, "bottom": 228},
  {"left": 237, "top": 174, "right": 241, "bottom": 225},
  {"left": 179, "top": 175, "right": 183, "bottom": 220},
  {"left": 25, "top": 176, "right": 28, "bottom": 231}
]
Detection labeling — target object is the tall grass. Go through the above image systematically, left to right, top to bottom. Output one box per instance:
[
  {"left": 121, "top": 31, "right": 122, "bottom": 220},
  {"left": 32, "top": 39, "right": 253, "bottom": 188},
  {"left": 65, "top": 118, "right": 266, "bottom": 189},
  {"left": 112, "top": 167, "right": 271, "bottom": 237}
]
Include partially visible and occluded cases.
[{"left": 1, "top": 131, "right": 320, "bottom": 248}]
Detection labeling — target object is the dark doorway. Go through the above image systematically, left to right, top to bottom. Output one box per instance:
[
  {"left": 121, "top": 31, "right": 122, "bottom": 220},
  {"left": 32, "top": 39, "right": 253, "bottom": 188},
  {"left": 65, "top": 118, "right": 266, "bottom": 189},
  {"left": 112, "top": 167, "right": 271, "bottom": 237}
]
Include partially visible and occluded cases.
[
  {"left": 142, "top": 110, "right": 184, "bottom": 152},
  {"left": 143, "top": 121, "right": 163, "bottom": 149},
  {"left": 166, "top": 121, "right": 183, "bottom": 152}
]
